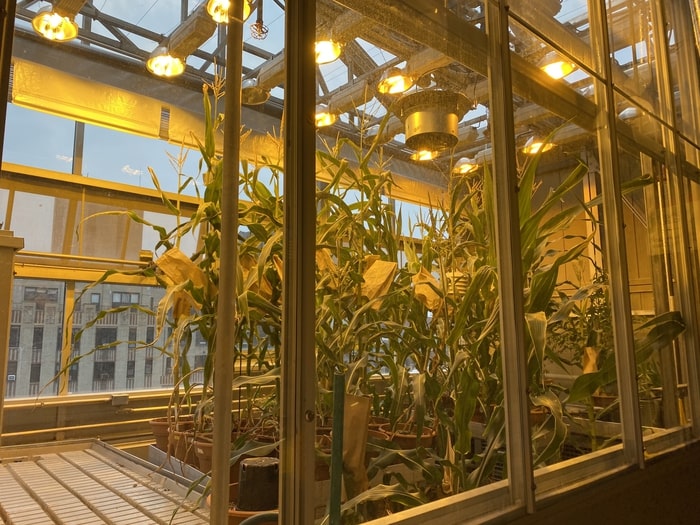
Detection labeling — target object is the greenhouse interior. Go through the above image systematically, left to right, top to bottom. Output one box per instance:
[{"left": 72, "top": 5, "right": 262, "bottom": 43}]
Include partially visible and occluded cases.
[{"left": 2, "top": 0, "right": 700, "bottom": 523}]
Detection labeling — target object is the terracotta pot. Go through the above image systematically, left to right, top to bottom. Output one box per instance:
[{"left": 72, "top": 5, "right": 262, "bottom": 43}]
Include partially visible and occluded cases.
[
  {"left": 368, "top": 416, "right": 390, "bottom": 430},
  {"left": 148, "top": 417, "right": 171, "bottom": 452},
  {"left": 380, "top": 422, "right": 435, "bottom": 449},
  {"left": 314, "top": 428, "right": 390, "bottom": 478},
  {"left": 365, "top": 428, "right": 390, "bottom": 465},
  {"left": 172, "top": 429, "right": 198, "bottom": 467},
  {"left": 194, "top": 434, "right": 246, "bottom": 482},
  {"left": 193, "top": 435, "right": 214, "bottom": 473}
]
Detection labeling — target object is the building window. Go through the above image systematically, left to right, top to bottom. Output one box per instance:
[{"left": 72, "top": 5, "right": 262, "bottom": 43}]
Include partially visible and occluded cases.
[
  {"left": 23, "top": 286, "right": 59, "bottom": 302},
  {"left": 112, "top": 291, "right": 140, "bottom": 307},
  {"left": 9, "top": 325, "right": 19, "bottom": 348},
  {"left": 32, "top": 326, "right": 43, "bottom": 350},
  {"left": 71, "top": 327, "right": 81, "bottom": 353},
  {"left": 95, "top": 327, "right": 117, "bottom": 347},
  {"left": 195, "top": 330, "right": 207, "bottom": 346},
  {"left": 194, "top": 354, "right": 207, "bottom": 369},
  {"left": 126, "top": 360, "right": 135, "bottom": 379},
  {"left": 7, "top": 361, "right": 17, "bottom": 381},
  {"left": 92, "top": 361, "right": 115, "bottom": 392},
  {"left": 93, "top": 362, "right": 115, "bottom": 382},
  {"left": 29, "top": 363, "right": 41, "bottom": 384}
]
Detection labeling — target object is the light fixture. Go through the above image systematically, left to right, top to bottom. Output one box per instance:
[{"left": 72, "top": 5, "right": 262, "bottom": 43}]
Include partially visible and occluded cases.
[
  {"left": 31, "top": 0, "right": 87, "bottom": 42},
  {"left": 206, "top": 0, "right": 252, "bottom": 23},
  {"left": 250, "top": 0, "right": 268, "bottom": 39},
  {"left": 147, "top": 4, "right": 217, "bottom": 78},
  {"left": 315, "top": 39, "right": 342, "bottom": 64},
  {"left": 539, "top": 53, "right": 576, "bottom": 80},
  {"left": 377, "top": 67, "right": 414, "bottom": 95},
  {"left": 241, "top": 78, "right": 270, "bottom": 105},
  {"left": 394, "top": 90, "right": 470, "bottom": 153},
  {"left": 315, "top": 104, "right": 337, "bottom": 127},
  {"left": 618, "top": 106, "right": 640, "bottom": 120},
  {"left": 522, "top": 136, "right": 555, "bottom": 155},
  {"left": 410, "top": 150, "right": 439, "bottom": 161},
  {"left": 453, "top": 157, "right": 479, "bottom": 174}
]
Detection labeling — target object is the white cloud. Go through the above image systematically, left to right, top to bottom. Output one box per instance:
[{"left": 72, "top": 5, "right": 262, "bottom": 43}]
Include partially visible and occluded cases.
[{"left": 122, "top": 164, "right": 145, "bottom": 176}]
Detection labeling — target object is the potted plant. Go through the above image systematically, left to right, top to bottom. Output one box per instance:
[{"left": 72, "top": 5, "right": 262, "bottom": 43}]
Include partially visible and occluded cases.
[{"left": 56, "top": 78, "right": 283, "bottom": 484}]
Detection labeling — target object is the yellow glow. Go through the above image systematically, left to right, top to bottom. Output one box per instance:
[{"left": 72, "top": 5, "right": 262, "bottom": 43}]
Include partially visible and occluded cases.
[
  {"left": 206, "top": 0, "right": 252, "bottom": 23},
  {"left": 32, "top": 10, "right": 78, "bottom": 41},
  {"left": 315, "top": 40, "right": 342, "bottom": 64},
  {"left": 146, "top": 53, "right": 185, "bottom": 78},
  {"left": 13, "top": 59, "right": 162, "bottom": 138},
  {"left": 541, "top": 60, "right": 576, "bottom": 80},
  {"left": 377, "top": 69, "right": 414, "bottom": 95},
  {"left": 315, "top": 106, "right": 337, "bottom": 127},
  {"left": 522, "top": 138, "right": 555, "bottom": 155},
  {"left": 410, "top": 150, "right": 438, "bottom": 161},
  {"left": 453, "top": 158, "right": 479, "bottom": 174}
]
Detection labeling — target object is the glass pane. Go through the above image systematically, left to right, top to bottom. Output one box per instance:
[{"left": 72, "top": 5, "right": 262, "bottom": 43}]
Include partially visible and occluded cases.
[
  {"left": 509, "top": 0, "right": 595, "bottom": 72},
  {"left": 607, "top": 0, "right": 661, "bottom": 119},
  {"left": 663, "top": 1, "right": 700, "bottom": 145},
  {"left": 314, "top": 2, "right": 505, "bottom": 521},
  {"left": 505, "top": 15, "right": 625, "bottom": 475},
  {"left": 615, "top": 94, "right": 663, "bottom": 153},
  {"left": 2, "top": 105, "right": 76, "bottom": 173},
  {"left": 82, "top": 124, "right": 202, "bottom": 195},
  {"left": 616, "top": 138, "right": 689, "bottom": 435},
  {"left": 1, "top": 187, "right": 199, "bottom": 262},
  {"left": 8, "top": 279, "right": 66, "bottom": 398},
  {"left": 68, "top": 282, "right": 171, "bottom": 394}
]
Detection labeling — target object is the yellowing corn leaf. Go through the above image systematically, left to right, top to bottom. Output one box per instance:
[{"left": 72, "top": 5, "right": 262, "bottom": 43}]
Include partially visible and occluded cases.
[
  {"left": 156, "top": 247, "right": 206, "bottom": 289},
  {"left": 316, "top": 248, "right": 339, "bottom": 289},
  {"left": 316, "top": 248, "right": 336, "bottom": 272},
  {"left": 273, "top": 254, "right": 284, "bottom": 282},
  {"left": 361, "top": 259, "right": 397, "bottom": 309},
  {"left": 412, "top": 267, "right": 442, "bottom": 311},
  {"left": 259, "top": 274, "right": 273, "bottom": 299},
  {"left": 172, "top": 291, "right": 197, "bottom": 320},
  {"left": 582, "top": 346, "right": 599, "bottom": 374}
]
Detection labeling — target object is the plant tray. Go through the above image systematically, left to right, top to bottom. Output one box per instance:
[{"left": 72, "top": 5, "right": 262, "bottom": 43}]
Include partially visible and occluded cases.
[{"left": 0, "top": 439, "right": 209, "bottom": 525}]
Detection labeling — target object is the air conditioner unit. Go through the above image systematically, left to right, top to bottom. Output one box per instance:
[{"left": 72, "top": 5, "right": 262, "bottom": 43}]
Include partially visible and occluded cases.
[{"left": 7, "top": 375, "right": 16, "bottom": 381}]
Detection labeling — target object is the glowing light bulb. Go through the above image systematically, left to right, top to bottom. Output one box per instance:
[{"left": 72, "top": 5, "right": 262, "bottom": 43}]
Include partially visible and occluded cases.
[
  {"left": 32, "top": 9, "right": 78, "bottom": 41},
  {"left": 315, "top": 40, "right": 342, "bottom": 64}
]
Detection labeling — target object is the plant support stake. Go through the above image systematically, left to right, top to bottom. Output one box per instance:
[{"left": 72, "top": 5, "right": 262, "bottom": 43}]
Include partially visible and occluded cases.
[
  {"left": 211, "top": 1, "right": 244, "bottom": 523},
  {"left": 329, "top": 372, "right": 345, "bottom": 525}
]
